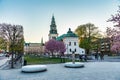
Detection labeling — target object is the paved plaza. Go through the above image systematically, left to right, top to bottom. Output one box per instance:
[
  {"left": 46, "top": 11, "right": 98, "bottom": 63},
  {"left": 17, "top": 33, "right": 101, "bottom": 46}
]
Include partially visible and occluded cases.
[{"left": 0, "top": 62, "right": 120, "bottom": 80}]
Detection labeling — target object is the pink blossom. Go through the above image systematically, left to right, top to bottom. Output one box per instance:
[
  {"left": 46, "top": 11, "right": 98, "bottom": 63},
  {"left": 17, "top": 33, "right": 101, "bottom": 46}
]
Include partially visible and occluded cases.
[
  {"left": 107, "top": 6, "right": 120, "bottom": 53},
  {"left": 45, "top": 39, "right": 66, "bottom": 55}
]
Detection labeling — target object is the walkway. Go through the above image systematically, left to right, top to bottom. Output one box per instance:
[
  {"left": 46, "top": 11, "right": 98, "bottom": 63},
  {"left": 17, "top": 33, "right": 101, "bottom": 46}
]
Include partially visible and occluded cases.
[
  {"left": 1, "top": 56, "right": 120, "bottom": 80},
  {"left": 0, "top": 62, "right": 120, "bottom": 80}
]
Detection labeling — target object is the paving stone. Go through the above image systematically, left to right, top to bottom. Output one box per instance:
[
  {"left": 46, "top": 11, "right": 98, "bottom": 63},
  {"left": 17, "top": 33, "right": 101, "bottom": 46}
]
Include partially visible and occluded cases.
[{"left": 0, "top": 62, "right": 120, "bottom": 80}]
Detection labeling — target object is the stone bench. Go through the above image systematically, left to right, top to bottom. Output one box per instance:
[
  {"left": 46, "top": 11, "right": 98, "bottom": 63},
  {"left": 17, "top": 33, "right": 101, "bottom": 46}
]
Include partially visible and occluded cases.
[
  {"left": 64, "top": 62, "right": 84, "bottom": 68},
  {"left": 21, "top": 65, "right": 47, "bottom": 73}
]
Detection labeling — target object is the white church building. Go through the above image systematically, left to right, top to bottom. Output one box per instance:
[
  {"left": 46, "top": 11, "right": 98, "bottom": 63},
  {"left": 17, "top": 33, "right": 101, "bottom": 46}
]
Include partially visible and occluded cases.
[
  {"left": 48, "top": 15, "right": 85, "bottom": 55},
  {"left": 56, "top": 28, "right": 85, "bottom": 55}
]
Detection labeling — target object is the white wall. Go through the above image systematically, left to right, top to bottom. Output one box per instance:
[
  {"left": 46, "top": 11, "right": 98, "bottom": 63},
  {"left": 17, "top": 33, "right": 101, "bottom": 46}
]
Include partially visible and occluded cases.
[{"left": 63, "top": 37, "right": 85, "bottom": 55}]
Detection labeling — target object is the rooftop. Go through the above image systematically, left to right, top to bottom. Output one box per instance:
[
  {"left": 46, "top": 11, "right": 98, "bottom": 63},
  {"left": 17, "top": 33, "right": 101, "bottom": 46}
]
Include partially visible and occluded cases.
[{"left": 56, "top": 28, "right": 78, "bottom": 41}]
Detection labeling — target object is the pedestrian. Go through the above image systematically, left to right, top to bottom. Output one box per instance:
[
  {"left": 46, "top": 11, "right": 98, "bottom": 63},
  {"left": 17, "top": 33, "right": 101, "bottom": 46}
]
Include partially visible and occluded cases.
[
  {"left": 94, "top": 52, "right": 99, "bottom": 60},
  {"left": 100, "top": 52, "right": 104, "bottom": 60},
  {"left": 84, "top": 54, "right": 87, "bottom": 62},
  {"left": 79, "top": 55, "right": 83, "bottom": 61}
]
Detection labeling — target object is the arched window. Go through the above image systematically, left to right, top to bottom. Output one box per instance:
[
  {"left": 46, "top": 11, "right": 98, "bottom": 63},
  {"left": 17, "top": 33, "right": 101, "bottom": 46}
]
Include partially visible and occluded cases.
[
  {"left": 52, "top": 37, "right": 56, "bottom": 39},
  {"left": 74, "top": 42, "right": 76, "bottom": 46},
  {"left": 74, "top": 48, "right": 76, "bottom": 52},
  {"left": 70, "top": 49, "right": 71, "bottom": 52},
  {"left": 82, "top": 51, "right": 84, "bottom": 53}
]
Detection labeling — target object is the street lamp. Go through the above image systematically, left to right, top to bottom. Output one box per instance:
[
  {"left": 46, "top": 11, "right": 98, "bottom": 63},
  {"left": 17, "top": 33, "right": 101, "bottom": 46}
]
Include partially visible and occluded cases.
[
  {"left": 72, "top": 49, "right": 76, "bottom": 64},
  {"left": 72, "top": 51, "right": 75, "bottom": 64}
]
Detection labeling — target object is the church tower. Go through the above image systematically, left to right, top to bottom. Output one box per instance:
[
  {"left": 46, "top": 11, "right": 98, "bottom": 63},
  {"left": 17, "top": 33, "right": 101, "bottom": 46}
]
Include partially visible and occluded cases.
[{"left": 49, "top": 15, "right": 58, "bottom": 40}]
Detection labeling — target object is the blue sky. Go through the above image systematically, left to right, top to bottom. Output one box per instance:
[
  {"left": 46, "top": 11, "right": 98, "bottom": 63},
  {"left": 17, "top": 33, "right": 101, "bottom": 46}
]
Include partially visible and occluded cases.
[{"left": 0, "top": 0, "right": 120, "bottom": 43}]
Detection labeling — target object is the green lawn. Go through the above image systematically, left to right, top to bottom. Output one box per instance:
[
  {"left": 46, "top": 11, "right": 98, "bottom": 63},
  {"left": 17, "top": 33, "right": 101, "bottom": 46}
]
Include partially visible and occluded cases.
[{"left": 24, "top": 55, "right": 73, "bottom": 65}]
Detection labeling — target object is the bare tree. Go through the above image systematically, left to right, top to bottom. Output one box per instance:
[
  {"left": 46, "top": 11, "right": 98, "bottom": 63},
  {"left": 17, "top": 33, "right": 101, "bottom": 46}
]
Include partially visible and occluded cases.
[{"left": 0, "top": 23, "right": 24, "bottom": 68}]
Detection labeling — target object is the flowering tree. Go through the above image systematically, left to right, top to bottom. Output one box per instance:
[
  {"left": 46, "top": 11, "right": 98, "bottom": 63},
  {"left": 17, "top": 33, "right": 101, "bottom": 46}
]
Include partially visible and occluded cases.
[
  {"left": 107, "top": 6, "right": 120, "bottom": 53},
  {"left": 108, "top": 6, "right": 120, "bottom": 27},
  {"left": 45, "top": 39, "right": 66, "bottom": 56},
  {"left": 57, "top": 41, "right": 66, "bottom": 54}
]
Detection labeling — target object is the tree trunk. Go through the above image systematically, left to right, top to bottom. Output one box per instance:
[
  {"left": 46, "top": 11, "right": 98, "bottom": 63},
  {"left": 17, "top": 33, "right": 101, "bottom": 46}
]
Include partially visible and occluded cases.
[
  {"left": 86, "top": 49, "right": 89, "bottom": 55},
  {"left": 11, "top": 52, "right": 14, "bottom": 68},
  {"left": 51, "top": 52, "right": 54, "bottom": 57},
  {"left": 60, "top": 55, "right": 62, "bottom": 63}
]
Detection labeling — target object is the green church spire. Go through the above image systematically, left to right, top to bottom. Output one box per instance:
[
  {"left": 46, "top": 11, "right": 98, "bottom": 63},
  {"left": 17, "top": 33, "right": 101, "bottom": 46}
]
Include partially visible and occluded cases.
[
  {"left": 51, "top": 14, "right": 55, "bottom": 24},
  {"left": 49, "top": 15, "right": 58, "bottom": 34}
]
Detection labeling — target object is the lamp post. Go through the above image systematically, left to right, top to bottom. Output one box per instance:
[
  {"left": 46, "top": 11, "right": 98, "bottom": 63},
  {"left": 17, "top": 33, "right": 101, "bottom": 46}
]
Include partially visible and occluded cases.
[
  {"left": 66, "top": 44, "right": 68, "bottom": 58},
  {"left": 64, "top": 48, "right": 84, "bottom": 68},
  {"left": 72, "top": 51, "right": 75, "bottom": 64}
]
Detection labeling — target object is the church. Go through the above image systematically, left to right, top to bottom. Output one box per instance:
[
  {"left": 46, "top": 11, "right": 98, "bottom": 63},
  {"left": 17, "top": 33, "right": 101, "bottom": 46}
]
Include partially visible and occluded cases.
[
  {"left": 24, "top": 15, "right": 85, "bottom": 55},
  {"left": 48, "top": 15, "right": 85, "bottom": 55}
]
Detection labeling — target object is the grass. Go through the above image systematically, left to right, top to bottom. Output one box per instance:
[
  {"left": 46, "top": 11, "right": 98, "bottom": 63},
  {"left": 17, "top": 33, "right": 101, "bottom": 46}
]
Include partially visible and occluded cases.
[{"left": 24, "top": 55, "right": 74, "bottom": 65}]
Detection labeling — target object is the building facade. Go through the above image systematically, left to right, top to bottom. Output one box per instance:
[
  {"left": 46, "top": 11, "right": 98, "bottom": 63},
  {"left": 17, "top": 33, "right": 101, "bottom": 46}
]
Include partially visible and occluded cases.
[
  {"left": 24, "top": 38, "right": 44, "bottom": 54},
  {"left": 92, "top": 38, "right": 111, "bottom": 55},
  {"left": 100, "top": 38, "right": 111, "bottom": 55},
  {"left": 24, "top": 43, "right": 44, "bottom": 54}
]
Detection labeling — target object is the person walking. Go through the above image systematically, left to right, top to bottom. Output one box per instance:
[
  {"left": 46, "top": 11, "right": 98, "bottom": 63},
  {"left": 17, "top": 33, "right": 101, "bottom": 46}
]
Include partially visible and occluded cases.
[
  {"left": 94, "top": 52, "right": 99, "bottom": 60},
  {"left": 100, "top": 52, "right": 104, "bottom": 60},
  {"left": 84, "top": 54, "right": 87, "bottom": 62},
  {"left": 79, "top": 55, "right": 83, "bottom": 61}
]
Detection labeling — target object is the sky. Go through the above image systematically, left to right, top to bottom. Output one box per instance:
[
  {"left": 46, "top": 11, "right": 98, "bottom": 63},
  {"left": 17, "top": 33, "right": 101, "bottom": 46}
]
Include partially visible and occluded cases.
[{"left": 0, "top": 0, "right": 120, "bottom": 43}]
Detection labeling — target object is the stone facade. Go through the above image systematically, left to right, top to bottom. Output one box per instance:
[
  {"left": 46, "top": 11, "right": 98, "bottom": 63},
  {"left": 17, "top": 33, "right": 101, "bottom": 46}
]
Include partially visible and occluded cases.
[{"left": 24, "top": 43, "right": 44, "bottom": 54}]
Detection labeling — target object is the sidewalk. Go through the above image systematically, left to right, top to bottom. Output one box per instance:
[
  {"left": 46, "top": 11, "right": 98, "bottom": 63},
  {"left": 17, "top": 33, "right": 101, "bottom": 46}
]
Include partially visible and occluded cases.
[
  {"left": 87, "top": 55, "right": 120, "bottom": 62},
  {"left": 0, "top": 57, "right": 11, "bottom": 69},
  {"left": 1, "top": 57, "right": 23, "bottom": 70}
]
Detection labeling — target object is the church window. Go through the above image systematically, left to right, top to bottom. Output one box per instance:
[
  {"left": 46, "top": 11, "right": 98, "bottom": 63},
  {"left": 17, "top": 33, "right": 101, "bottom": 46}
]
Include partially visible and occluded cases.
[
  {"left": 52, "top": 37, "right": 56, "bottom": 39},
  {"left": 74, "top": 42, "right": 76, "bottom": 46},
  {"left": 74, "top": 48, "right": 76, "bottom": 52},
  {"left": 70, "top": 49, "right": 71, "bottom": 52}
]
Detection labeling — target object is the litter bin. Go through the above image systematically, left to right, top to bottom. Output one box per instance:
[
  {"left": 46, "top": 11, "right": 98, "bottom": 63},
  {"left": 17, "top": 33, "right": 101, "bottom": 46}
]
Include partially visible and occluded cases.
[{"left": 24, "top": 60, "right": 27, "bottom": 66}]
